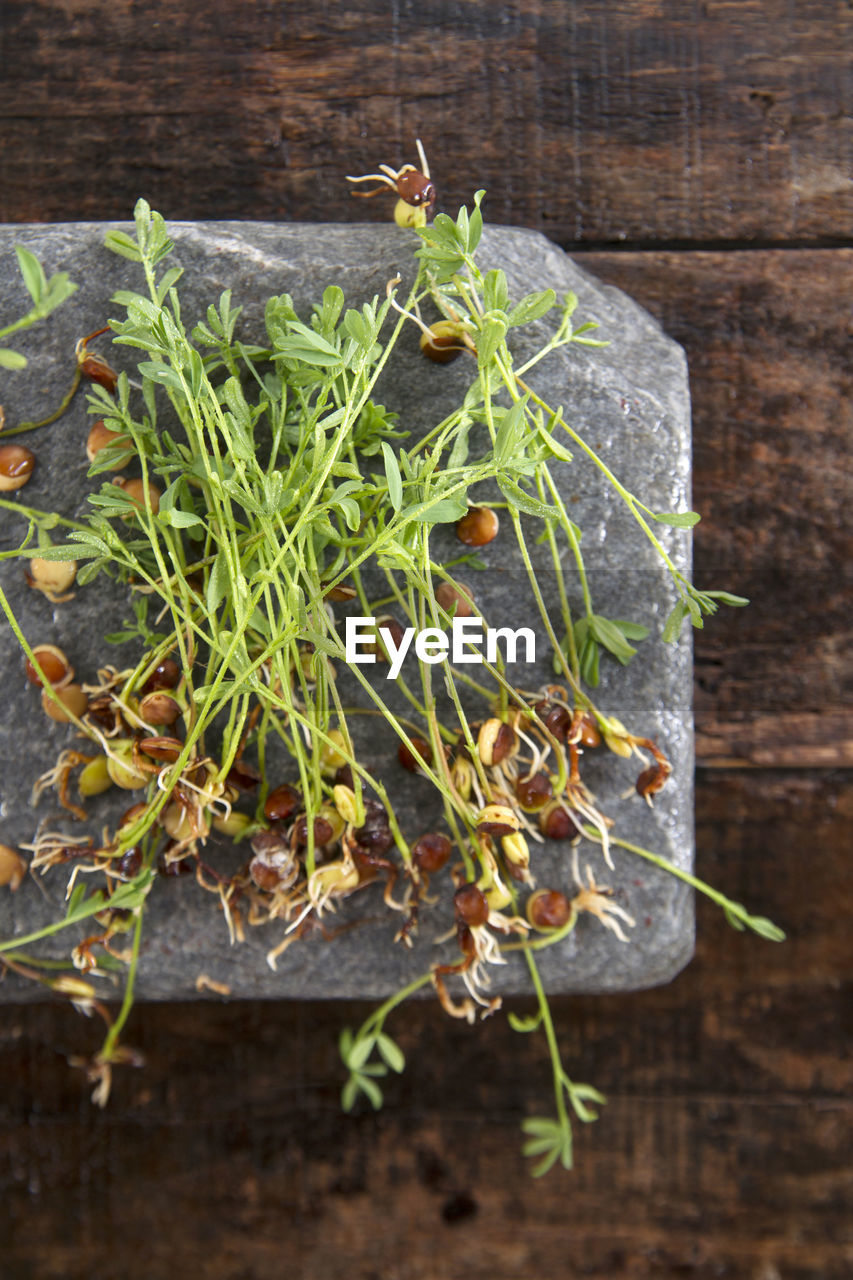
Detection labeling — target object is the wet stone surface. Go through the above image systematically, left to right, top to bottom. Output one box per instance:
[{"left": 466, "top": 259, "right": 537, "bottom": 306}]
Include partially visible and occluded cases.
[{"left": 0, "top": 222, "right": 693, "bottom": 1001}]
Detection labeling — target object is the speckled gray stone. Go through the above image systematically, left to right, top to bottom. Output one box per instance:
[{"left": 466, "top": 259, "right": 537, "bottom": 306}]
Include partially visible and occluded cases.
[{"left": 0, "top": 222, "right": 693, "bottom": 1003}]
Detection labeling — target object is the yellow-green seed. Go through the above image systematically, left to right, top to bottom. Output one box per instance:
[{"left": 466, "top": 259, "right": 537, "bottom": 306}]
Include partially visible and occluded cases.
[{"left": 78, "top": 755, "right": 113, "bottom": 797}]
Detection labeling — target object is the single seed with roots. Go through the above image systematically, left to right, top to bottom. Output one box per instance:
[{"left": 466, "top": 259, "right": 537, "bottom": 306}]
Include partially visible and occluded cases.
[{"left": 454, "top": 883, "right": 489, "bottom": 928}]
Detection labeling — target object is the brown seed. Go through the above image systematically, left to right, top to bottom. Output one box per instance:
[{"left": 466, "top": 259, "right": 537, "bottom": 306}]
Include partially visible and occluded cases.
[
  {"left": 419, "top": 320, "right": 467, "bottom": 364},
  {"left": 78, "top": 351, "right": 118, "bottom": 392},
  {"left": 86, "top": 418, "right": 132, "bottom": 466},
  {"left": 0, "top": 444, "right": 35, "bottom": 491},
  {"left": 120, "top": 478, "right": 161, "bottom": 516},
  {"left": 455, "top": 506, "right": 499, "bottom": 547},
  {"left": 435, "top": 581, "right": 473, "bottom": 618},
  {"left": 368, "top": 615, "right": 406, "bottom": 661},
  {"left": 24, "top": 644, "right": 73, "bottom": 688},
  {"left": 142, "top": 658, "right": 181, "bottom": 692},
  {"left": 41, "top": 683, "right": 88, "bottom": 723},
  {"left": 138, "top": 691, "right": 181, "bottom": 727},
  {"left": 535, "top": 700, "right": 572, "bottom": 741},
  {"left": 577, "top": 712, "right": 602, "bottom": 748},
  {"left": 477, "top": 718, "right": 516, "bottom": 767},
  {"left": 139, "top": 736, "right": 183, "bottom": 763},
  {"left": 398, "top": 736, "right": 432, "bottom": 773},
  {"left": 226, "top": 759, "right": 261, "bottom": 791},
  {"left": 636, "top": 763, "right": 670, "bottom": 801},
  {"left": 515, "top": 772, "right": 553, "bottom": 812},
  {"left": 264, "top": 783, "right": 300, "bottom": 823},
  {"left": 538, "top": 800, "right": 581, "bottom": 841},
  {"left": 118, "top": 802, "right": 148, "bottom": 832},
  {"left": 476, "top": 803, "right": 520, "bottom": 838},
  {"left": 293, "top": 814, "right": 335, "bottom": 847},
  {"left": 411, "top": 832, "right": 452, "bottom": 874},
  {"left": 0, "top": 843, "right": 27, "bottom": 890},
  {"left": 117, "top": 846, "right": 143, "bottom": 878},
  {"left": 454, "top": 883, "right": 489, "bottom": 928},
  {"left": 527, "top": 889, "right": 571, "bottom": 931}
]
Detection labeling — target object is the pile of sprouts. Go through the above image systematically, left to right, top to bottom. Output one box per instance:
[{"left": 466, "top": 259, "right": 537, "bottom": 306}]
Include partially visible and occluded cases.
[{"left": 0, "top": 148, "right": 782, "bottom": 1175}]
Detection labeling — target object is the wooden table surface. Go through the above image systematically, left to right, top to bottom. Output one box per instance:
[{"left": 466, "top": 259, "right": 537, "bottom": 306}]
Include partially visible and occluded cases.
[{"left": 1, "top": 3, "right": 850, "bottom": 1277}]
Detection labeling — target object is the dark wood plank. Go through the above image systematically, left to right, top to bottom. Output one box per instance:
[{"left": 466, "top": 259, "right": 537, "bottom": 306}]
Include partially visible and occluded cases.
[
  {"left": 0, "top": 1, "right": 850, "bottom": 244},
  {"left": 580, "top": 249, "right": 853, "bottom": 765},
  {"left": 1, "top": 771, "right": 849, "bottom": 1280}
]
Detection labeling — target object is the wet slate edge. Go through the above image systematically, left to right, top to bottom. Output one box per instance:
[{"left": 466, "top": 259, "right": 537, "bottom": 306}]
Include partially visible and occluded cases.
[{"left": 0, "top": 222, "right": 693, "bottom": 1002}]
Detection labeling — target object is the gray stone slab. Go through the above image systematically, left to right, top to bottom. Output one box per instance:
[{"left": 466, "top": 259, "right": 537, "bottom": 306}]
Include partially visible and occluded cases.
[{"left": 0, "top": 221, "right": 694, "bottom": 1003}]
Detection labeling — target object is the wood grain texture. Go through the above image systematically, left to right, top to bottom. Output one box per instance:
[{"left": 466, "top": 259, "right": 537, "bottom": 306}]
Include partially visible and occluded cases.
[
  {"left": 0, "top": 1, "right": 851, "bottom": 244},
  {"left": 580, "top": 248, "right": 853, "bottom": 766}
]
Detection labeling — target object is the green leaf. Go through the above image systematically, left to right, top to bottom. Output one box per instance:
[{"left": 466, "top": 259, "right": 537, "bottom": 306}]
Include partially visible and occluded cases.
[
  {"left": 104, "top": 229, "right": 143, "bottom": 262},
  {"left": 15, "top": 246, "right": 47, "bottom": 303},
  {"left": 483, "top": 269, "right": 509, "bottom": 314},
  {"left": 507, "top": 289, "right": 556, "bottom": 327},
  {"left": 477, "top": 312, "right": 508, "bottom": 369},
  {"left": 0, "top": 348, "right": 27, "bottom": 369},
  {"left": 494, "top": 399, "right": 527, "bottom": 466},
  {"left": 381, "top": 442, "right": 403, "bottom": 513},
  {"left": 498, "top": 478, "right": 554, "bottom": 520},
  {"left": 408, "top": 496, "right": 468, "bottom": 523},
  {"left": 159, "top": 508, "right": 203, "bottom": 529},
  {"left": 653, "top": 510, "right": 701, "bottom": 529},
  {"left": 700, "top": 590, "right": 750, "bottom": 608},
  {"left": 662, "top": 599, "right": 689, "bottom": 643},
  {"left": 587, "top": 615, "right": 639, "bottom": 665},
  {"left": 612, "top": 618, "right": 650, "bottom": 641},
  {"left": 746, "top": 915, "right": 786, "bottom": 942},
  {"left": 507, "top": 1011, "right": 542, "bottom": 1034},
  {"left": 344, "top": 1033, "right": 375, "bottom": 1072},
  {"left": 375, "top": 1033, "right": 405, "bottom": 1073},
  {"left": 356, "top": 1074, "right": 384, "bottom": 1110}
]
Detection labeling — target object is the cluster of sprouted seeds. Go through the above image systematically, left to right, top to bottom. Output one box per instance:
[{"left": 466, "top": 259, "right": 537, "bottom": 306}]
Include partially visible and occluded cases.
[{"left": 0, "top": 153, "right": 784, "bottom": 1174}]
